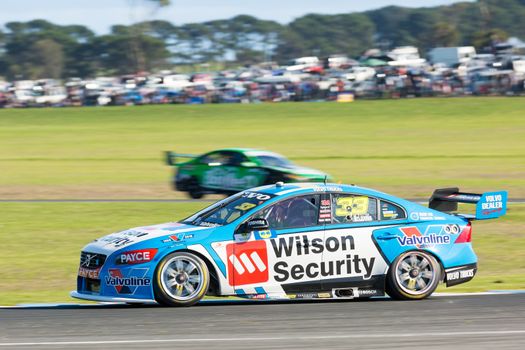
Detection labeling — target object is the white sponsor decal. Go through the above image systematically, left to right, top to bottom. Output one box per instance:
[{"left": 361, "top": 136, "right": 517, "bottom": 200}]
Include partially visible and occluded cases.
[
  {"left": 203, "top": 168, "right": 264, "bottom": 190},
  {"left": 481, "top": 194, "right": 503, "bottom": 210},
  {"left": 229, "top": 251, "right": 267, "bottom": 275},
  {"left": 447, "top": 269, "right": 474, "bottom": 281}
]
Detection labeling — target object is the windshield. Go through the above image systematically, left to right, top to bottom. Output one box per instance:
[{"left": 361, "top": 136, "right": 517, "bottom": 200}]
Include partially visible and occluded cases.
[
  {"left": 256, "top": 155, "right": 294, "bottom": 169},
  {"left": 181, "top": 191, "right": 274, "bottom": 227}
]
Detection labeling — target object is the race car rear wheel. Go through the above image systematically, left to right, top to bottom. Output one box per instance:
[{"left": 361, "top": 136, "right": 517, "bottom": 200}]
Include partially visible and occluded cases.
[
  {"left": 386, "top": 250, "right": 440, "bottom": 300},
  {"left": 154, "top": 252, "right": 209, "bottom": 307}
]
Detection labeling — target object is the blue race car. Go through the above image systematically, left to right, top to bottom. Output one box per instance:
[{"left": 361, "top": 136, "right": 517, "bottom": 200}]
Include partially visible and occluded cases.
[{"left": 71, "top": 183, "right": 507, "bottom": 306}]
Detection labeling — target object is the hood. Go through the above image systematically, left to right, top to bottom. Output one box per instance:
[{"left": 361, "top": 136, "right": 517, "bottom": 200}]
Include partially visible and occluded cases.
[{"left": 81, "top": 222, "right": 210, "bottom": 255}]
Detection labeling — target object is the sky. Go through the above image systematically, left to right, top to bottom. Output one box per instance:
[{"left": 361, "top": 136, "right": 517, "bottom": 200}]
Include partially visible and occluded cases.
[{"left": 0, "top": 0, "right": 471, "bottom": 33}]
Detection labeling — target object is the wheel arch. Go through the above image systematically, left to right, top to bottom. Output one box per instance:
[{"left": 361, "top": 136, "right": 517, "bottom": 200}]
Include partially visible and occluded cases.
[
  {"left": 165, "top": 248, "right": 222, "bottom": 296},
  {"left": 420, "top": 249, "right": 446, "bottom": 282}
]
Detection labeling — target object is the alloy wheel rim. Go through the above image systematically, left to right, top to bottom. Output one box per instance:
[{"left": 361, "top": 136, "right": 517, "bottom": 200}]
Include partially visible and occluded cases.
[
  {"left": 395, "top": 252, "right": 436, "bottom": 295},
  {"left": 161, "top": 256, "right": 203, "bottom": 301}
]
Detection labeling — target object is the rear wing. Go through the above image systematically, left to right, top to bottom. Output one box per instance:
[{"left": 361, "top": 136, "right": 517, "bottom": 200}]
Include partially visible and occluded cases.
[
  {"left": 165, "top": 151, "right": 197, "bottom": 166},
  {"left": 429, "top": 187, "right": 507, "bottom": 220}
]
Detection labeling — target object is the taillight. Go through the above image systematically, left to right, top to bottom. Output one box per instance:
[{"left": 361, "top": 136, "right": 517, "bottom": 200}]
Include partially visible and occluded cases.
[{"left": 454, "top": 223, "right": 472, "bottom": 243}]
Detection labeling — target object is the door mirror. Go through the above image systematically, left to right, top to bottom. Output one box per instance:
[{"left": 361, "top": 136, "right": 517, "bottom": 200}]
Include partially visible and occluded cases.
[
  {"left": 234, "top": 218, "right": 269, "bottom": 242},
  {"left": 245, "top": 218, "right": 269, "bottom": 231}
]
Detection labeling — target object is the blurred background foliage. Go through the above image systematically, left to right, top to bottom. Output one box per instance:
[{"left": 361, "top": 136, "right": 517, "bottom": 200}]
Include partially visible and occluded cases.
[{"left": 1, "top": 0, "right": 525, "bottom": 79}]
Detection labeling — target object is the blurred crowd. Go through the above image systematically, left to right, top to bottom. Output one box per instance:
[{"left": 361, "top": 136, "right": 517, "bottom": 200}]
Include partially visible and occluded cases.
[{"left": 1, "top": 44, "right": 525, "bottom": 108}]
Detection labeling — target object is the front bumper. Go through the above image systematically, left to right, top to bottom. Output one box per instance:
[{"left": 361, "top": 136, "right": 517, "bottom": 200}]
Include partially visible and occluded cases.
[{"left": 70, "top": 291, "right": 156, "bottom": 304}]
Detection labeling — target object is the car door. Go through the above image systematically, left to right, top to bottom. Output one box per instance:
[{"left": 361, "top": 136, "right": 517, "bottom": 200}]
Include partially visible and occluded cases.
[
  {"left": 195, "top": 151, "right": 226, "bottom": 189},
  {"left": 198, "top": 151, "right": 257, "bottom": 191},
  {"left": 199, "top": 151, "right": 241, "bottom": 190},
  {"left": 230, "top": 153, "right": 268, "bottom": 190},
  {"left": 320, "top": 193, "right": 389, "bottom": 296},
  {"left": 230, "top": 194, "right": 324, "bottom": 296}
]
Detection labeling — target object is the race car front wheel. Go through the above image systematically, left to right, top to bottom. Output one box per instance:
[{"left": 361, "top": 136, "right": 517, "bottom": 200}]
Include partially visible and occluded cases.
[
  {"left": 187, "top": 178, "right": 204, "bottom": 199},
  {"left": 386, "top": 250, "right": 441, "bottom": 300},
  {"left": 154, "top": 252, "right": 209, "bottom": 307}
]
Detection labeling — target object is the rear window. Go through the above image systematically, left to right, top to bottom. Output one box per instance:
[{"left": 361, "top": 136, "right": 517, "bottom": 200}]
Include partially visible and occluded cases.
[
  {"left": 256, "top": 155, "right": 293, "bottom": 169},
  {"left": 380, "top": 200, "right": 406, "bottom": 220}
]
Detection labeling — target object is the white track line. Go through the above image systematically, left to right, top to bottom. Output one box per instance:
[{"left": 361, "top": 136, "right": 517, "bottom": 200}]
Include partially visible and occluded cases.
[{"left": 1, "top": 330, "right": 525, "bottom": 346}]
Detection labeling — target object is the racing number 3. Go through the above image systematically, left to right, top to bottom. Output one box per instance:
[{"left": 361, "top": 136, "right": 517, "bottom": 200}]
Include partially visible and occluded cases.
[{"left": 335, "top": 196, "right": 369, "bottom": 216}]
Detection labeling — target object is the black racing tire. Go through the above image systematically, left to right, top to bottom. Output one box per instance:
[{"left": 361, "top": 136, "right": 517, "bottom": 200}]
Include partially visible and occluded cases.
[
  {"left": 187, "top": 178, "right": 204, "bottom": 199},
  {"left": 189, "top": 190, "right": 204, "bottom": 199},
  {"left": 385, "top": 250, "right": 441, "bottom": 300},
  {"left": 154, "top": 252, "right": 210, "bottom": 307}
]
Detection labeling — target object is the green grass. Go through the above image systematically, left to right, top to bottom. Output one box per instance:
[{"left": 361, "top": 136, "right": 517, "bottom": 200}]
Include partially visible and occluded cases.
[
  {"left": 0, "top": 98, "right": 524, "bottom": 304},
  {"left": 1, "top": 98, "right": 524, "bottom": 199}
]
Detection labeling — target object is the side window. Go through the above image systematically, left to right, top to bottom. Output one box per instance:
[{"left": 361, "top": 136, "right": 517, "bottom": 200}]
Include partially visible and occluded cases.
[
  {"left": 200, "top": 152, "right": 226, "bottom": 165},
  {"left": 223, "top": 152, "right": 245, "bottom": 166},
  {"left": 331, "top": 194, "right": 377, "bottom": 224},
  {"left": 254, "top": 195, "right": 320, "bottom": 230},
  {"left": 379, "top": 200, "right": 406, "bottom": 220}
]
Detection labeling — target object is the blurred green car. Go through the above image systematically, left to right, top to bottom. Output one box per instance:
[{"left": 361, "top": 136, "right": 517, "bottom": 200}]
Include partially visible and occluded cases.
[{"left": 166, "top": 148, "right": 330, "bottom": 198}]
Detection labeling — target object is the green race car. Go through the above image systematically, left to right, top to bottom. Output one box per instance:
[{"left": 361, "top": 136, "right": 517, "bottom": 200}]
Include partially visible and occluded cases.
[{"left": 166, "top": 148, "right": 330, "bottom": 198}]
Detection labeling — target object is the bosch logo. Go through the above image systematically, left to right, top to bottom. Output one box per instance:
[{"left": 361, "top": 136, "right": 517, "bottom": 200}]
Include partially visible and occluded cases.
[
  {"left": 226, "top": 241, "right": 269, "bottom": 286},
  {"left": 117, "top": 248, "right": 157, "bottom": 265}
]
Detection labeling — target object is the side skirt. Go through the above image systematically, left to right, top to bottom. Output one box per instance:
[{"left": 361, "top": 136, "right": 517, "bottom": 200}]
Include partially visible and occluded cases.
[{"left": 283, "top": 275, "right": 385, "bottom": 299}]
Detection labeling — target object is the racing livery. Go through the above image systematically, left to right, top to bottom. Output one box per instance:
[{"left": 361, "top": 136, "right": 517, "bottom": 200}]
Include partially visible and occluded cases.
[
  {"left": 165, "top": 148, "right": 330, "bottom": 198},
  {"left": 71, "top": 183, "right": 507, "bottom": 306}
]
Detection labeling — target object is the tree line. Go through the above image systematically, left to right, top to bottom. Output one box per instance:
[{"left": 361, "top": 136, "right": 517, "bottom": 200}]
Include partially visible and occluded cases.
[{"left": 0, "top": 0, "right": 524, "bottom": 80}]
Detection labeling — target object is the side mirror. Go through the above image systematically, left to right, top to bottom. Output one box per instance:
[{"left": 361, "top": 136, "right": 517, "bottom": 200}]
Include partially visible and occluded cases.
[
  {"left": 234, "top": 218, "right": 269, "bottom": 242},
  {"left": 246, "top": 218, "right": 269, "bottom": 231}
]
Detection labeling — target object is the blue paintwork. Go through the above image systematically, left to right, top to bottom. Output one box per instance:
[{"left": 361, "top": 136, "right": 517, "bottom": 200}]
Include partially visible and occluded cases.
[
  {"left": 75, "top": 183, "right": 505, "bottom": 302},
  {"left": 476, "top": 191, "right": 507, "bottom": 219}
]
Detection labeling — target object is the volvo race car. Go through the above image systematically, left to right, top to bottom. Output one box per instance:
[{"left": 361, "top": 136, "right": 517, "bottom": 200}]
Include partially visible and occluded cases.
[
  {"left": 165, "top": 148, "right": 330, "bottom": 198},
  {"left": 71, "top": 183, "right": 507, "bottom": 306}
]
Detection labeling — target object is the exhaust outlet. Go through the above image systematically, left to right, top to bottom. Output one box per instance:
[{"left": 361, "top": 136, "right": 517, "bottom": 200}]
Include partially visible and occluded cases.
[{"left": 333, "top": 288, "right": 355, "bottom": 298}]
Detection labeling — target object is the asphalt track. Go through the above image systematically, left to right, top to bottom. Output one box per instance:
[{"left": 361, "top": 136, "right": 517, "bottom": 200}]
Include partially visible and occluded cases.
[{"left": 1, "top": 293, "right": 524, "bottom": 349}]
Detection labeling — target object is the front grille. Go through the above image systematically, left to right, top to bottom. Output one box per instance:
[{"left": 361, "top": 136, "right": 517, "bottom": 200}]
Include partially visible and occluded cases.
[
  {"left": 80, "top": 251, "right": 106, "bottom": 269},
  {"left": 85, "top": 278, "right": 101, "bottom": 293}
]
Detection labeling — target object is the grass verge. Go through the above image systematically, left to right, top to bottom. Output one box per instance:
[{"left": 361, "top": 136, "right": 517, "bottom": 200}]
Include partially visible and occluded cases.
[{"left": 1, "top": 98, "right": 524, "bottom": 199}]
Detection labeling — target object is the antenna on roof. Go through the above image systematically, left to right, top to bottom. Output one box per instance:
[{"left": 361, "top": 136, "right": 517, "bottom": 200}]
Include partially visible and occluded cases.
[{"left": 323, "top": 175, "right": 327, "bottom": 185}]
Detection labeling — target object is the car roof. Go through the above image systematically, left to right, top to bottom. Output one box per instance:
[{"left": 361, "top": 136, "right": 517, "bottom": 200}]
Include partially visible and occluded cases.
[
  {"left": 211, "top": 147, "right": 259, "bottom": 153},
  {"left": 211, "top": 148, "right": 286, "bottom": 158},
  {"left": 250, "top": 182, "right": 411, "bottom": 205}
]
